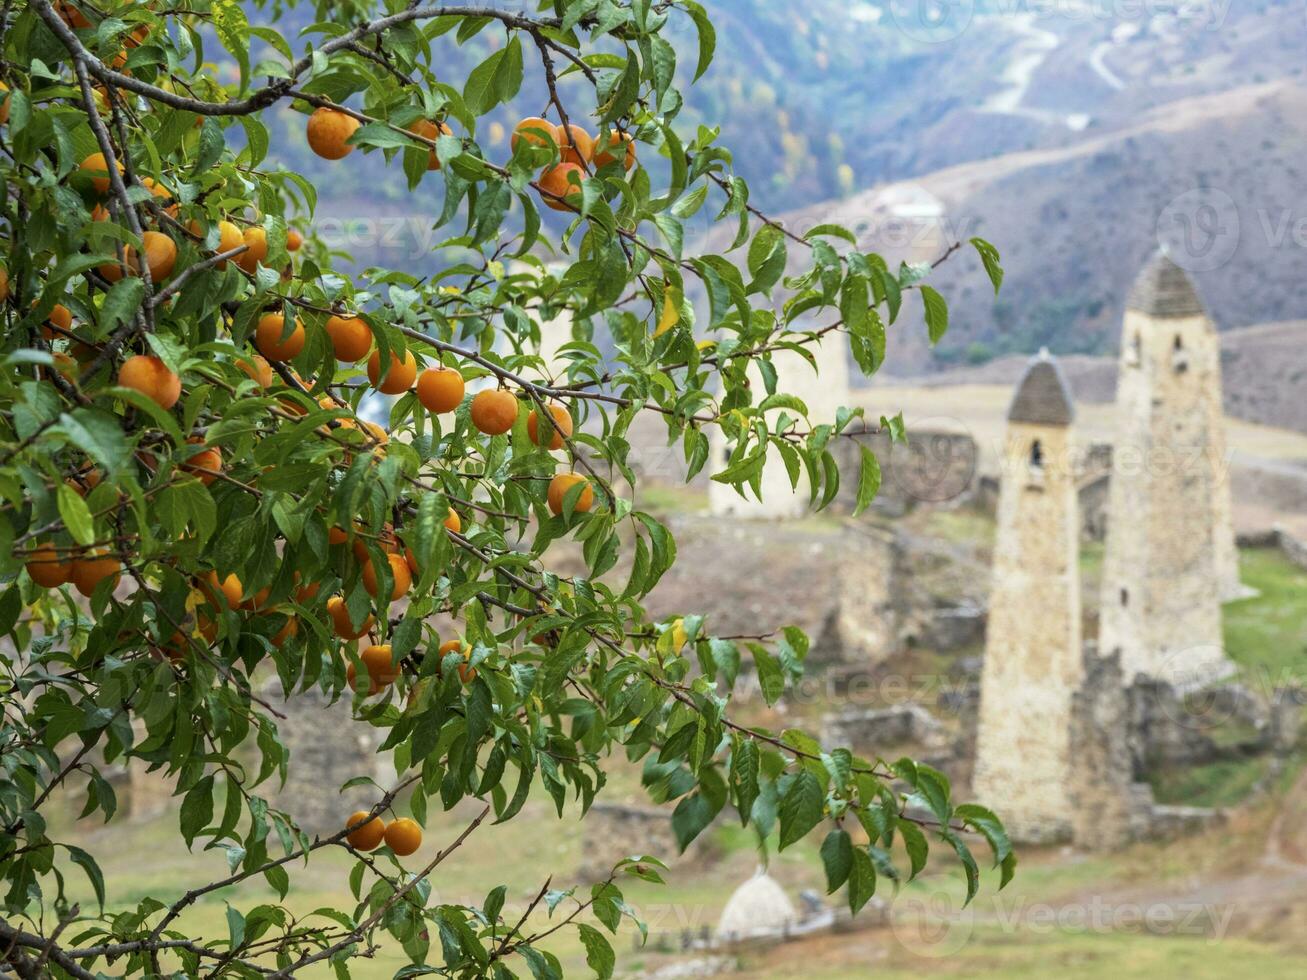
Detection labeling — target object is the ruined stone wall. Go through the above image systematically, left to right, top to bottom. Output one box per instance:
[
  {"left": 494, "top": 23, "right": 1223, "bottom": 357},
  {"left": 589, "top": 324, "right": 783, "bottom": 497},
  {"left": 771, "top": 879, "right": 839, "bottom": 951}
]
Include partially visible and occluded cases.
[
  {"left": 1099, "top": 310, "right": 1232, "bottom": 687},
  {"left": 972, "top": 422, "right": 1083, "bottom": 842},
  {"left": 833, "top": 429, "right": 979, "bottom": 517},
  {"left": 830, "top": 523, "right": 901, "bottom": 666},
  {"left": 1069, "top": 649, "right": 1152, "bottom": 850},
  {"left": 262, "top": 681, "right": 384, "bottom": 835},
  {"left": 575, "top": 802, "right": 710, "bottom": 881}
]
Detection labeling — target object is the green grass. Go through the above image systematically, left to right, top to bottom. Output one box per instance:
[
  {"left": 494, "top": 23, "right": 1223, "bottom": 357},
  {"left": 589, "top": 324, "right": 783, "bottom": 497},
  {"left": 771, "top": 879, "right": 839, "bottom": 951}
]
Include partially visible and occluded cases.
[
  {"left": 635, "top": 482, "right": 709, "bottom": 515},
  {"left": 916, "top": 507, "right": 996, "bottom": 548},
  {"left": 1224, "top": 548, "right": 1307, "bottom": 685},
  {"left": 1148, "top": 756, "right": 1271, "bottom": 807},
  {"left": 733, "top": 926, "right": 1307, "bottom": 979}
]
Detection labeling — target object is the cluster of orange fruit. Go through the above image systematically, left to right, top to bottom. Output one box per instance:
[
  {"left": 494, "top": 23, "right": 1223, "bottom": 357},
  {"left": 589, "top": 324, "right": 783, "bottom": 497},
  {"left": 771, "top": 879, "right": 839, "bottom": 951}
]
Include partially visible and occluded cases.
[
  {"left": 55, "top": 2, "right": 149, "bottom": 71},
  {"left": 302, "top": 104, "right": 635, "bottom": 215},
  {"left": 511, "top": 116, "right": 635, "bottom": 212},
  {"left": 75, "top": 142, "right": 308, "bottom": 290},
  {"left": 24, "top": 543, "right": 121, "bottom": 597},
  {"left": 344, "top": 810, "right": 422, "bottom": 857}
]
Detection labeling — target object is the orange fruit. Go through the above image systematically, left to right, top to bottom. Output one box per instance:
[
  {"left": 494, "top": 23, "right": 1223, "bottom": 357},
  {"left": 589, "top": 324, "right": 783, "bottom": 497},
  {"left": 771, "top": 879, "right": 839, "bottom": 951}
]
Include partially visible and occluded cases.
[
  {"left": 56, "top": 2, "right": 91, "bottom": 29},
  {"left": 0, "top": 83, "right": 8, "bottom": 126},
  {"left": 306, "top": 107, "right": 359, "bottom": 160},
  {"left": 512, "top": 116, "right": 557, "bottom": 153},
  {"left": 408, "top": 118, "right": 452, "bottom": 170},
  {"left": 555, "top": 124, "right": 593, "bottom": 166},
  {"left": 593, "top": 129, "right": 636, "bottom": 170},
  {"left": 79, "top": 152, "right": 123, "bottom": 194},
  {"left": 538, "top": 163, "right": 585, "bottom": 212},
  {"left": 142, "top": 177, "right": 178, "bottom": 217},
  {"left": 187, "top": 219, "right": 245, "bottom": 268},
  {"left": 235, "top": 226, "right": 267, "bottom": 274},
  {"left": 286, "top": 228, "right": 304, "bottom": 251},
  {"left": 100, "top": 231, "right": 177, "bottom": 284},
  {"left": 0, "top": 266, "right": 8, "bottom": 302},
  {"left": 40, "top": 302, "right": 73, "bottom": 339},
  {"left": 255, "top": 313, "right": 305, "bottom": 362},
  {"left": 326, "top": 314, "right": 372, "bottom": 362},
  {"left": 366, "top": 349, "right": 417, "bottom": 395},
  {"left": 48, "top": 351, "right": 79, "bottom": 382},
  {"left": 118, "top": 354, "right": 181, "bottom": 410},
  {"left": 236, "top": 354, "right": 274, "bottom": 388},
  {"left": 416, "top": 367, "right": 465, "bottom": 414},
  {"left": 469, "top": 389, "right": 517, "bottom": 435},
  {"left": 527, "top": 403, "right": 573, "bottom": 450},
  {"left": 182, "top": 439, "right": 222, "bottom": 485},
  {"left": 547, "top": 472, "right": 593, "bottom": 516},
  {"left": 445, "top": 508, "right": 462, "bottom": 534},
  {"left": 352, "top": 522, "right": 398, "bottom": 561},
  {"left": 328, "top": 526, "right": 348, "bottom": 546},
  {"left": 26, "top": 544, "right": 73, "bottom": 588},
  {"left": 71, "top": 552, "right": 121, "bottom": 597},
  {"left": 361, "top": 552, "right": 411, "bottom": 603},
  {"left": 202, "top": 570, "right": 243, "bottom": 609},
  {"left": 293, "top": 573, "right": 320, "bottom": 604},
  {"left": 327, "top": 595, "right": 374, "bottom": 640},
  {"left": 272, "top": 615, "right": 298, "bottom": 646},
  {"left": 437, "top": 639, "right": 477, "bottom": 683},
  {"left": 347, "top": 644, "right": 399, "bottom": 693},
  {"left": 345, "top": 810, "right": 386, "bottom": 851},
  {"left": 384, "top": 817, "right": 422, "bottom": 856}
]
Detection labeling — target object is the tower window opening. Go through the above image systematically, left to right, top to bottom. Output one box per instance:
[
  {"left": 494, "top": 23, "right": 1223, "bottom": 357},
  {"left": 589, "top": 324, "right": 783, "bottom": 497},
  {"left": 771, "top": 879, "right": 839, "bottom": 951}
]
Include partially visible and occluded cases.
[
  {"left": 1127, "top": 332, "right": 1142, "bottom": 366},
  {"left": 1171, "top": 333, "right": 1189, "bottom": 373},
  {"left": 1029, "top": 439, "right": 1044, "bottom": 469},
  {"left": 1120, "top": 588, "right": 1129, "bottom": 607}
]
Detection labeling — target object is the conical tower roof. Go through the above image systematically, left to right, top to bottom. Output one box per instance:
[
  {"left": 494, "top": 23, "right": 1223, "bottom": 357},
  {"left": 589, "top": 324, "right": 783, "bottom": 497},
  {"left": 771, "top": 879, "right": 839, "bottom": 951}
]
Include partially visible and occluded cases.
[
  {"left": 1126, "top": 251, "right": 1206, "bottom": 318},
  {"left": 1008, "top": 349, "right": 1074, "bottom": 426}
]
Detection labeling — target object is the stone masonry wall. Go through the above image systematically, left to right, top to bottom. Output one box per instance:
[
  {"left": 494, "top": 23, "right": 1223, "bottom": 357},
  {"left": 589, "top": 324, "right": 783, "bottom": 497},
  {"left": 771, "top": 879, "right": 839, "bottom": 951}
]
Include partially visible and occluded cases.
[{"left": 262, "top": 681, "right": 383, "bottom": 835}]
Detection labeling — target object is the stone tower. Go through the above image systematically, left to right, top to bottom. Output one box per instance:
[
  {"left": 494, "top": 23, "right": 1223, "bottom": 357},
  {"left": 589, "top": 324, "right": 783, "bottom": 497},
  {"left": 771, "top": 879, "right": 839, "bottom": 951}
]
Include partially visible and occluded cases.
[
  {"left": 1098, "top": 253, "right": 1237, "bottom": 689},
  {"left": 708, "top": 336, "right": 850, "bottom": 518},
  {"left": 972, "top": 352, "right": 1082, "bottom": 843}
]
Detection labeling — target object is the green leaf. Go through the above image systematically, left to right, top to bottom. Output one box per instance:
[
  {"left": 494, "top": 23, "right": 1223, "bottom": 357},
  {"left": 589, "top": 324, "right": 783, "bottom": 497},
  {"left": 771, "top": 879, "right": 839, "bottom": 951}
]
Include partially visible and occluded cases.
[
  {"left": 683, "top": 0, "right": 717, "bottom": 81},
  {"left": 463, "top": 36, "right": 524, "bottom": 115},
  {"left": 970, "top": 236, "right": 1004, "bottom": 294},
  {"left": 921, "top": 284, "right": 949, "bottom": 345},
  {"left": 852, "top": 446, "right": 881, "bottom": 517},
  {"left": 56, "top": 482, "right": 95, "bottom": 546},
  {"left": 729, "top": 736, "right": 759, "bottom": 824},
  {"left": 778, "top": 769, "right": 823, "bottom": 850},
  {"left": 179, "top": 774, "right": 215, "bottom": 847},
  {"left": 671, "top": 792, "right": 715, "bottom": 852},
  {"left": 898, "top": 820, "right": 929, "bottom": 880},
  {"left": 820, "top": 829, "right": 853, "bottom": 893},
  {"left": 65, "top": 845, "right": 106, "bottom": 911},
  {"left": 847, "top": 847, "right": 877, "bottom": 913},
  {"left": 576, "top": 923, "right": 615, "bottom": 980}
]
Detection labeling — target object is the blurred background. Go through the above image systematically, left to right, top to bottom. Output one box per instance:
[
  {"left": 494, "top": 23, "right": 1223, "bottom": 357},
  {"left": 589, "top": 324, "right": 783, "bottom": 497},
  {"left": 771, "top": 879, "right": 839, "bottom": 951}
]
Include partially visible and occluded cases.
[{"left": 61, "top": 3, "right": 1307, "bottom": 977}]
